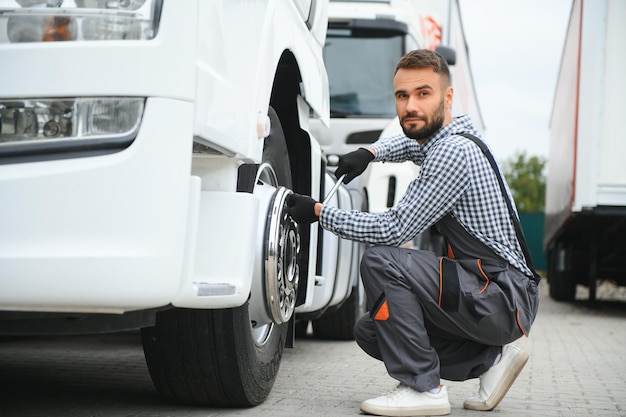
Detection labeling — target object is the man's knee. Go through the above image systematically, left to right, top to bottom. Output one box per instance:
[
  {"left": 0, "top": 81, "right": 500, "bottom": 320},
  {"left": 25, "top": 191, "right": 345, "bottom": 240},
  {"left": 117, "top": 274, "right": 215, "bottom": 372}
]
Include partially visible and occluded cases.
[
  {"left": 354, "top": 313, "right": 382, "bottom": 361},
  {"left": 354, "top": 313, "right": 374, "bottom": 342}
]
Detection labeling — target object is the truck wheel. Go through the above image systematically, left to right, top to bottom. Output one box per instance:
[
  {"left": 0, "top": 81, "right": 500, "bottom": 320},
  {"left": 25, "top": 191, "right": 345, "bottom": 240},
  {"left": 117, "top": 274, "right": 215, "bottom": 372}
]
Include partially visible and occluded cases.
[
  {"left": 141, "top": 106, "right": 295, "bottom": 407},
  {"left": 312, "top": 190, "right": 368, "bottom": 340},
  {"left": 312, "top": 237, "right": 367, "bottom": 340},
  {"left": 548, "top": 244, "right": 576, "bottom": 301},
  {"left": 311, "top": 279, "right": 366, "bottom": 340},
  {"left": 141, "top": 305, "right": 287, "bottom": 407}
]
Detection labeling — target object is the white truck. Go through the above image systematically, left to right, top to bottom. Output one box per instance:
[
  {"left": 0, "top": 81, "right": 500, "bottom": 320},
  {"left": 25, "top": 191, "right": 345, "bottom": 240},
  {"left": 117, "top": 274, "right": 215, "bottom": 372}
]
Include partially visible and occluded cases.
[
  {"left": 0, "top": 0, "right": 362, "bottom": 408},
  {"left": 311, "top": 0, "right": 484, "bottom": 251},
  {"left": 545, "top": 0, "right": 626, "bottom": 302}
]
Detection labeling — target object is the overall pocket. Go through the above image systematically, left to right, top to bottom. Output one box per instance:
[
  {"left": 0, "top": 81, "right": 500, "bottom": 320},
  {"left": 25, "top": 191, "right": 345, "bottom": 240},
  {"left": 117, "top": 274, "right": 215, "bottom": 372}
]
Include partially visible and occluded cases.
[{"left": 456, "top": 259, "right": 523, "bottom": 345}]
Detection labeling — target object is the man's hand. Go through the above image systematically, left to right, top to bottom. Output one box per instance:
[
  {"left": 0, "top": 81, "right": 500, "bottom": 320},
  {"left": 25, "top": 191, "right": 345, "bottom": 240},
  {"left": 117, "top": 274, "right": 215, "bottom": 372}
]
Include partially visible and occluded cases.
[
  {"left": 334, "top": 148, "right": 375, "bottom": 184},
  {"left": 286, "top": 193, "right": 319, "bottom": 225}
]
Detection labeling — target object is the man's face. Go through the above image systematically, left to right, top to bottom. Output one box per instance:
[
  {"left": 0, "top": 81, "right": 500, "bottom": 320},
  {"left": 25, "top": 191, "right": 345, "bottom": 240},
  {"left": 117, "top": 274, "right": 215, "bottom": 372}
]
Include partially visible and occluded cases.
[{"left": 393, "top": 67, "right": 453, "bottom": 143}]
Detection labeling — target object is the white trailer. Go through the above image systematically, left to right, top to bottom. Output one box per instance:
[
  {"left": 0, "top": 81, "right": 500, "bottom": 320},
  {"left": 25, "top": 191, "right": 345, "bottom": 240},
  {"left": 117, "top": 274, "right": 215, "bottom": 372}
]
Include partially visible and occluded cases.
[
  {"left": 0, "top": 0, "right": 361, "bottom": 407},
  {"left": 545, "top": 0, "right": 626, "bottom": 301}
]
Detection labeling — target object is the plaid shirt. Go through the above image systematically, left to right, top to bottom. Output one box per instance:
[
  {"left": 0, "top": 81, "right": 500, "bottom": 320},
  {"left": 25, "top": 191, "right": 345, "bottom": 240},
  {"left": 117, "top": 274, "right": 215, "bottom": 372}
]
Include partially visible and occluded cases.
[{"left": 319, "top": 115, "right": 533, "bottom": 277}]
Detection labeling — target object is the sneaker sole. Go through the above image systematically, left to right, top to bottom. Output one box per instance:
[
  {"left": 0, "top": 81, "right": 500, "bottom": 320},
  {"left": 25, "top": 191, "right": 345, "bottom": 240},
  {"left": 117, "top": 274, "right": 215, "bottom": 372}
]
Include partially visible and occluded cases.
[
  {"left": 463, "top": 349, "right": 529, "bottom": 411},
  {"left": 359, "top": 402, "right": 451, "bottom": 416}
]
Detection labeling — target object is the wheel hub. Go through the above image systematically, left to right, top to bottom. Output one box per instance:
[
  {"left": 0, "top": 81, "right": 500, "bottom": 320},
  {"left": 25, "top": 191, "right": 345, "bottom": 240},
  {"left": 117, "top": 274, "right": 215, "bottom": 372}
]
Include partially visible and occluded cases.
[
  {"left": 248, "top": 164, "right": 301, "bottom": 328},
  {"left": 264, "top": 187, "right": 300, "bottom": 324}
]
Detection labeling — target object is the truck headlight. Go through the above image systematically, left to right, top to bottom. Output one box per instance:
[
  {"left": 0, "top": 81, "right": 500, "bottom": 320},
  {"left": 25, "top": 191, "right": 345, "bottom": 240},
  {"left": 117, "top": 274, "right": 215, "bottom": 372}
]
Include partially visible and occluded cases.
[
  {"left": 0, "top": 0, "right": 163, "bottom": 43},
  {"left": 0, "top": 97, "right": 144, "bottom": 147}
]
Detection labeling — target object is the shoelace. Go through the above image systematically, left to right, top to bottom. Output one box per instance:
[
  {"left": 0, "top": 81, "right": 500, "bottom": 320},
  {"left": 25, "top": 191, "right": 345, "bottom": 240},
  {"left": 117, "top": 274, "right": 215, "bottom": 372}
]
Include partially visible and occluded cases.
[{"left": 382, "top": 383, "right": 412, "bottom": 400}]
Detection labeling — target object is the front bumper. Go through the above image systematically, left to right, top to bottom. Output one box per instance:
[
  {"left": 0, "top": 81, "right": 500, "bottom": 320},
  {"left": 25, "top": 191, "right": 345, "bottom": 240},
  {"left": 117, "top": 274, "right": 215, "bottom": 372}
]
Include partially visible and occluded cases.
[{"left": 0, "top": 98, "right": 196, "bottom": 313}]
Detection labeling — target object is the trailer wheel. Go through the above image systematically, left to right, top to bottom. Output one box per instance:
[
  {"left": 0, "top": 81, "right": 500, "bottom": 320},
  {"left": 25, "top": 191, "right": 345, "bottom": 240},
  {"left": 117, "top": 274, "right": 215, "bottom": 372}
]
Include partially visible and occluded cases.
[
  {"left": 141, "top": 106, "right": 294, "bottom": 407},
  {"left": 312, "top": 188, "right": 368, "bottom": 340},
  {"left": 548, "top": 244, "right": 577, "bottom": 301},
  {"left": 311, "top": 279, "right": 366, "bottom": 340}
]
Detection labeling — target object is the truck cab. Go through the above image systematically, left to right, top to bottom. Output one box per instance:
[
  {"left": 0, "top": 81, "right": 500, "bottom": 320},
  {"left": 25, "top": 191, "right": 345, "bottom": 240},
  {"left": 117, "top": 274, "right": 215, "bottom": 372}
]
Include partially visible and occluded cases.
[{"left": 0, "top": 0, "right": 361, "bottom": 408}]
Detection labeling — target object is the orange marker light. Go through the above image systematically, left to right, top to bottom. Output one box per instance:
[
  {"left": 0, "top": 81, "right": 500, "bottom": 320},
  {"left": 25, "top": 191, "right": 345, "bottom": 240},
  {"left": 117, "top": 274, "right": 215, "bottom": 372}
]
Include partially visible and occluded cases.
[{"left": 42, "top": 16, "right": 75, "bottom": 42}]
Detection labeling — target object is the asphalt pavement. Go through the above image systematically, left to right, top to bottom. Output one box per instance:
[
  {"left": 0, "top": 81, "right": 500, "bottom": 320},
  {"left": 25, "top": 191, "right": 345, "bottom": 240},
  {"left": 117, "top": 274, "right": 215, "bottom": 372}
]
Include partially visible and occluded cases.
[{"left": 1, "top": 279, "right": 625, "bottom": 417}]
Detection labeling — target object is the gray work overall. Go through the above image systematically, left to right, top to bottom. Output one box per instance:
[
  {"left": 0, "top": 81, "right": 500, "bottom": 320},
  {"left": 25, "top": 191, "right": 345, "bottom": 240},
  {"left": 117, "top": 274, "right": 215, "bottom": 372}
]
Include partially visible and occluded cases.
[{"left": 354, "top": 213, "right": 540, "bottom": 392}]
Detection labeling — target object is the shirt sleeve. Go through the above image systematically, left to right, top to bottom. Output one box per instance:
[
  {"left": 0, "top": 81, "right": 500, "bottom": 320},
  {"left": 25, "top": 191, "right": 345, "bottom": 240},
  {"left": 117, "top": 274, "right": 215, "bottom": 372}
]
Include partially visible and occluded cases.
[
  {"left": 370, "top": 134, "right": 423, "bottom": 164},
  {"left": 320, "top": 141, "right": 471, "bottom": 246}
]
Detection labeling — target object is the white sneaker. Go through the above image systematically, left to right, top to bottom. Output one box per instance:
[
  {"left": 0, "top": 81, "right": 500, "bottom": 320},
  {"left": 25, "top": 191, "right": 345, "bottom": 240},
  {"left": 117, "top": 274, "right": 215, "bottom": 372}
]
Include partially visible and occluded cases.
[
  {"left": 463, "top": 345, "right": 529, "bottom": 411},
  {"left": 360, "top": 383, "right": 451, "bottom": 416}
]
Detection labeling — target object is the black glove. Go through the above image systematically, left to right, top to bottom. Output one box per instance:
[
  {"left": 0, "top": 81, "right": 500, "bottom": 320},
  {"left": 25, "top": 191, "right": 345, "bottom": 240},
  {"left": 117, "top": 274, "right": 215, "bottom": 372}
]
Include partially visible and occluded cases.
[
  {"left": 334, "top": 148, "right": 375, "bottom": 184},
  {"left": 286, "top": 193, "right": 319, "bottom": 225}
]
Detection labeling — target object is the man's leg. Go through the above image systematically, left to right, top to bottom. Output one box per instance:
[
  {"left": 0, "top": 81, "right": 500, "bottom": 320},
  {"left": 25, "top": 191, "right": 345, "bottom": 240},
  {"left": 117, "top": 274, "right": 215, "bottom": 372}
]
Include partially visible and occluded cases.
[
  {"left": 359, "top": 245, "right": 443, "bottom": 392},
  {"left": 357, "top": 246, "right": 452, "bottom": 416},
  {"left": 357, "top": 246, "right": 531, "bottom": 414},
  {"left": 359, "top": 246, "right": 503, "bottom": 389},
  {"left": 355, "top": 302, "right": 500, "bottom": 381},
  {"left": 354, "top": 313, "right": 382, "bottom": 361},
  {"left": 427, "top": 331, "right": 500, "bottom": 381}
]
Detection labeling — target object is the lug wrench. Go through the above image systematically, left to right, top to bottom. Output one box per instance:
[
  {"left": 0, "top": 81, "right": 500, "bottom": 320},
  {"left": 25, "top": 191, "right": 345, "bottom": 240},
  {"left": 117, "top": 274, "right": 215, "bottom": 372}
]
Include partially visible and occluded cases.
[{"left": 322, "top": 174, "right": 346, "bottom": 205}]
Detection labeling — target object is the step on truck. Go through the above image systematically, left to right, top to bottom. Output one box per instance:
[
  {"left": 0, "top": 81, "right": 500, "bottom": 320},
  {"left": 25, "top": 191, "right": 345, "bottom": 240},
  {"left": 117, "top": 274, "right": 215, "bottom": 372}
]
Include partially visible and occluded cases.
[
  {"left": 0, "top": 0, "right": 362, "bottom": 407},
  {"left": 545, "top": 0, "right": 626, "bottom": 302}
]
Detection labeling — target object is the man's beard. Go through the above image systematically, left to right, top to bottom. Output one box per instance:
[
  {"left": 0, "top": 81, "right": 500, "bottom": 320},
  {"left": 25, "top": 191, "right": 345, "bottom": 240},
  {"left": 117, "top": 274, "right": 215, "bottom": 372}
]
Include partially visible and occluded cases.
[{"left": 401, "top": 99, "right": 445, "bottom": 141}]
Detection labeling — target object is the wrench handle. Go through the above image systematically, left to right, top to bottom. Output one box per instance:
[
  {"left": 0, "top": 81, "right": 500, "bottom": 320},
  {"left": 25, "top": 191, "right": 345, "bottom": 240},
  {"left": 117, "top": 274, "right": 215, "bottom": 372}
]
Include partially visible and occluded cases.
[{"left": 322, "top": 174, "right": 346, "bottom": 205}]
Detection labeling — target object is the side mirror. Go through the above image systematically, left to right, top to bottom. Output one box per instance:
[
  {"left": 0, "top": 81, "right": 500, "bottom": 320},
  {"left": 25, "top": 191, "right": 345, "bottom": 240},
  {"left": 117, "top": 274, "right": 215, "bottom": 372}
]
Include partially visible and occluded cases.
[{"left": 436, "top": 46, "right": 456, "bottom": 66}]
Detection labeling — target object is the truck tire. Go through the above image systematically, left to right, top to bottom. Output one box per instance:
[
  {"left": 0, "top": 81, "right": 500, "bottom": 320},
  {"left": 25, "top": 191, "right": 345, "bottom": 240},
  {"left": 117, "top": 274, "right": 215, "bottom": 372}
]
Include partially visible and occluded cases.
[
  {"left": 141, "top": 106, "right": 294, "bottom": 407},
  {"left": 312, "top": 237, "right": 367, "bottom": 340},
  {"left": 548, "top": 245, "right": 576, "bottom": 302},
  {"left": 311, "top": 280, "right": 366, "bottom": 340},
  {"left": 141, "top": 305, "right": 287, "bottom": 407}
]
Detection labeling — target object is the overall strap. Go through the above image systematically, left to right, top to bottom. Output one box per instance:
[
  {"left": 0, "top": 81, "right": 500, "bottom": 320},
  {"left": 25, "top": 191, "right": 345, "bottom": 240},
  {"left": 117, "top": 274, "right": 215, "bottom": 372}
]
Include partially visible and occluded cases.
[{"left": 457, "top": 132, "right": 541, "bottom": 283}]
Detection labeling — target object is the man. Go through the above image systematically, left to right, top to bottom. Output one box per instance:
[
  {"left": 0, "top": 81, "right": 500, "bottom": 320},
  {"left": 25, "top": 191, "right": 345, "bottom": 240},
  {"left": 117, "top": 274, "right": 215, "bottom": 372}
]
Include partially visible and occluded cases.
[{"left": 286, "top": 49, "right": 539, "bottom": 416}]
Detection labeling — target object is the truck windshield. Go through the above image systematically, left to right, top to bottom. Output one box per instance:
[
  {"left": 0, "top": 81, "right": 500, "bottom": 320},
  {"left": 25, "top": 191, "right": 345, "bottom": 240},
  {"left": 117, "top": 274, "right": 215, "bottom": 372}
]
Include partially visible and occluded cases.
[{"left": 325, "top": 25, "right": 404, "bottom": 118}]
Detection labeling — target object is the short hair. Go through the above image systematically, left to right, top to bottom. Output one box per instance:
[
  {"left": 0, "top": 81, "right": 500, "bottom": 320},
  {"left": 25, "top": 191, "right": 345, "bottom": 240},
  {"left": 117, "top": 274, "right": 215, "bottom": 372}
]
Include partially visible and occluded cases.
[{"left": 394, "top": 49, "right": 450, "bottom": 88}]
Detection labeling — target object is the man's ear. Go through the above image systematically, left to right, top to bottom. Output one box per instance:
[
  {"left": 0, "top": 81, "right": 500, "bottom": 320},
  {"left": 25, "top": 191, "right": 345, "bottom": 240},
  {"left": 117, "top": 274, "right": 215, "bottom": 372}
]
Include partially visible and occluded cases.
[{"left": 445, "top": 86, "right": 454, "bottom": 109}]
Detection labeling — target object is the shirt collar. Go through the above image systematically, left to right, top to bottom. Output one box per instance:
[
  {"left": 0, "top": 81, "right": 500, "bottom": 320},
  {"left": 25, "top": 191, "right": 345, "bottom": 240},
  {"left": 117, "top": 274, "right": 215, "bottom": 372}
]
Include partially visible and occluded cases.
[{"left": 418, "top": 114, "right": 475, "bottom": 156}]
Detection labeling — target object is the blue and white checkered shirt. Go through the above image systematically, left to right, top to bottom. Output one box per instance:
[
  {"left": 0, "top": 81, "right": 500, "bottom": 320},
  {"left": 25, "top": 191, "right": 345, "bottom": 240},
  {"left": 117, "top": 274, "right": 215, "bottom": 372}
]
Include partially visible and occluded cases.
[{"left": 319, "top": 115, "right": 533, "bottom": 277}]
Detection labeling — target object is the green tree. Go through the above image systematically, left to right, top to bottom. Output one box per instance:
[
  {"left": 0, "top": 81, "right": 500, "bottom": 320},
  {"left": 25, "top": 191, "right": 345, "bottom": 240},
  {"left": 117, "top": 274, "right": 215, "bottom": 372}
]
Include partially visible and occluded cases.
[{"left": 502, "top": 151, "right": 547, "bottom": 213}]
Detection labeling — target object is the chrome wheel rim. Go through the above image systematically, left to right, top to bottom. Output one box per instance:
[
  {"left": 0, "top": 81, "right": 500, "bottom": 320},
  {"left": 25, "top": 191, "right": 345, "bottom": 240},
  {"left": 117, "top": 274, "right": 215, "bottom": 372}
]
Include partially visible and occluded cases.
[
  {"left": 249, "top": 164, "right": 300, "bottom": 345},
  {"left": 264, "top": 186, "right": 300, "bottom": 324}
]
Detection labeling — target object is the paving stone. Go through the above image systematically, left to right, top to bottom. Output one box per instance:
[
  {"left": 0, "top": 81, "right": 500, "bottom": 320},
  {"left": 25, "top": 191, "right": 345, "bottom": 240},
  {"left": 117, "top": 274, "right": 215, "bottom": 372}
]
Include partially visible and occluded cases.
[{"left": 1, "top": 279, "right": 625, "bottom": 416}]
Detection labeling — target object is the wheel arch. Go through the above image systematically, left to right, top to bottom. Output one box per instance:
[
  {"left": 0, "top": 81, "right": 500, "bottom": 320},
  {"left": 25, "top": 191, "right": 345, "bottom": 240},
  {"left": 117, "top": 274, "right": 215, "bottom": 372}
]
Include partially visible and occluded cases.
[
  {"left": 268, "top": 50, "right": 319, "bottom": 306},
  {"left": 268, "top": 50, "right": 313, "bottom": 197}
]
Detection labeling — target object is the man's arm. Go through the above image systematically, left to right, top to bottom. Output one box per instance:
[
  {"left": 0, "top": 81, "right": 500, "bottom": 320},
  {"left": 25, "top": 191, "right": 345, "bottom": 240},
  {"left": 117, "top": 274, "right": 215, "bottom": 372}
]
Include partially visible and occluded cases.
[
  {"left": 369, "top": 134, "right": 422, "bottom": 164},
  {"left": 319, "top": 141, "right": 470, "bottom": 246}
]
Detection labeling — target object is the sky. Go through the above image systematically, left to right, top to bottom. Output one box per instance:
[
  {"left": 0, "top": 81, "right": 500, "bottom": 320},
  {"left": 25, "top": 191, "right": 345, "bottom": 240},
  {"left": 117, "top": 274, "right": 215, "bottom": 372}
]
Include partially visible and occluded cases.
[{"left": 457, "top": 0, "right": 573, "bottom": 162}]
